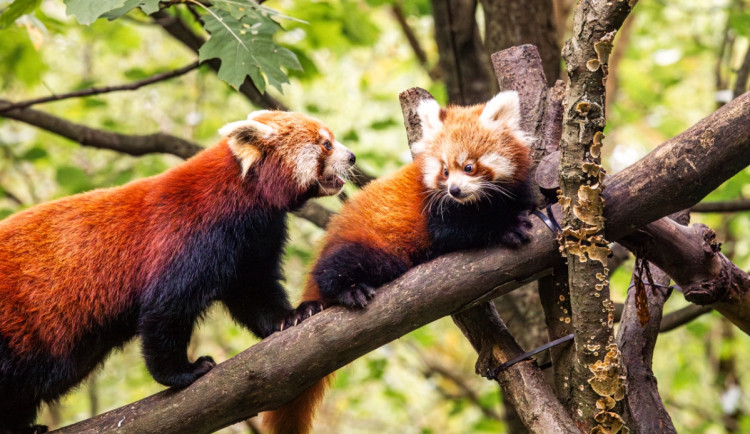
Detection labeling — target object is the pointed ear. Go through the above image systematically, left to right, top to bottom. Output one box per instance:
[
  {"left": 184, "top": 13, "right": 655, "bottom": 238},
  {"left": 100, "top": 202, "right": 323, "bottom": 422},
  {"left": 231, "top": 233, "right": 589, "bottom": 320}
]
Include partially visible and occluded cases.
[
  {"left": 480, "top": 91, "right": 522, "bottom": 132},
  {"left": 417, "top": 98, "right": 444, "bottom": 146},
  {"left": 219, "top": 119, "right": 275, "bottom": 177},
  {"left": 219, "top": 119, "right": 275, "bottom": 143}
]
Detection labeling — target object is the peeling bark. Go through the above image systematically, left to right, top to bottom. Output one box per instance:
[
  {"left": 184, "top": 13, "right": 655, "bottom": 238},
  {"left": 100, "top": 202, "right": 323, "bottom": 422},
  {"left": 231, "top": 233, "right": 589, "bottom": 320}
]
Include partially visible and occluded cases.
[{"left": 558, "top": 0, "right": 636, "bottom": 430}]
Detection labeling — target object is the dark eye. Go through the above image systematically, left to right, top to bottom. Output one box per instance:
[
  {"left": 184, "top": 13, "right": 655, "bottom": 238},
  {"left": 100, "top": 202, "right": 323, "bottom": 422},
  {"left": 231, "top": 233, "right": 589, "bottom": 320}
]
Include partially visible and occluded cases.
[
  {"left": 323, "top": 140, "right": 332, "bottom": 151},
  {"left": 464, "top": 164, "right": 474, "bottom": 173},
  {"left": 443, "top": 167, "right": 449, "bottom": 177}
]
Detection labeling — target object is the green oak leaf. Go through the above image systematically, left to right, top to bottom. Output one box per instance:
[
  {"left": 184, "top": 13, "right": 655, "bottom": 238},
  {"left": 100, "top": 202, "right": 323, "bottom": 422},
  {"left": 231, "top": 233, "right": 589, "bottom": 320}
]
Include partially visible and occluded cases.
[
  {"left": 64, "top": 0, "right": 126, "bottom": 25},
  {"left": 102, "top": 0, "right": 160, "bottom": 20},
  {"left": 198, "top": 5, "right": 302, "bottom": 92}
]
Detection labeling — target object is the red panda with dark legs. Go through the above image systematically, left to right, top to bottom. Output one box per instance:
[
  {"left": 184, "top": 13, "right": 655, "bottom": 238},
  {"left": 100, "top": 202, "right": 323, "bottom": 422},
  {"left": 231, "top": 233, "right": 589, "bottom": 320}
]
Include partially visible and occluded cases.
[
  {"left": 264, "top": 91, "right": 533, "bottom": 434},
  {"left": 0, "top": 111, "right": 354, "bottom": 434}
]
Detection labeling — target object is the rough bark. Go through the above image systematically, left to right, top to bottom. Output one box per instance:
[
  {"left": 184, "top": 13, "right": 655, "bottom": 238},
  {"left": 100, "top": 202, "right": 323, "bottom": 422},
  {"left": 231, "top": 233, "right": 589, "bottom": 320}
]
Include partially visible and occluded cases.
[
  {"left": 430, "top": 0, "right": 495, "bottom": 104},
  {"left": 481, "top": 0, "right": 561, "bottom": 84},
  {"left": 557, "top": 0, "right": 635, "bottom": 430},
  {"left": 52, "top": 85, "right": 750, "bottom": 433},
  {"left": 604, "top": 90, "right": 750, "bottom": 240},
  {"left": 616, "top": 211, "right": 688, "bottom": 434},
  {"left": 617, "top": 265, "right": 677, "bottom": 434}
]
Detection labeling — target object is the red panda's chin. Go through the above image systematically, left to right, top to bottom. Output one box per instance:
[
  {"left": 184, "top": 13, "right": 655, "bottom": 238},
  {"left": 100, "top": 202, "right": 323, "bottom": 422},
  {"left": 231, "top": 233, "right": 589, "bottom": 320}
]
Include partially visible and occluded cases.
[{"left": 316, "top": 175, "right": 346, "bottom": 197}]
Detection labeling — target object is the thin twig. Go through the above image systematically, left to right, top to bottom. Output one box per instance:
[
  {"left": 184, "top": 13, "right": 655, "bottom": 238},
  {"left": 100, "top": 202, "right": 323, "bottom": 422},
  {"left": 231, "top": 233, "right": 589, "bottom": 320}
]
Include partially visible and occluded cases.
[
  {"left": 390, "top": 2, "right": 440, "bottom": 81},
  {"left": 0, "top": 62, "right": 201, "bottom": 114},
  {"left": 691, "top": 199, "right": 750, "bottom": 213},
  {"left": 660, "top": 304, "right": 713, "bottom": 333}
]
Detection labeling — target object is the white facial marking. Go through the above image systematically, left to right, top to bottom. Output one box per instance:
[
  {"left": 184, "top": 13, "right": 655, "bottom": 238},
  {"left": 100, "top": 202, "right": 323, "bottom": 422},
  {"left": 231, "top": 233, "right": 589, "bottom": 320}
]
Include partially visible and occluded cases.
[
  {"left": 480, "top": 91, "right": 522, "bottom": 132},
  {"left": 417, "top": 99, "right": 443, "bottom": 143},
  {"left": 319, "top": 128, "right": 331, "bottom": 141},
  {"left": 293, "top": 144, "right": 319, "bottom": 187},
  {"left": 456, "top": 151, "right": 469, "bottom": 165},
  {"left": 479, "top": 152, "right": 515, "bottom": 180},
  {"left": 421, "top": 156, "right": 442, "bottom": 189}
]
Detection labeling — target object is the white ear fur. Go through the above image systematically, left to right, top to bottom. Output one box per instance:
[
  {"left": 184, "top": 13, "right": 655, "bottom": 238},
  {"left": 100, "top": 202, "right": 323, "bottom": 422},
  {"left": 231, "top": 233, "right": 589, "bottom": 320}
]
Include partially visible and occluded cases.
[
  {"left": 480, "top": 91, "right": 522, "bottom": 132},
  {"left": 417, "top": 98, "right": 443, "bottom": 145},
  {"left": 247, "top": 110, "right": 271, "bottom": 120},
  {"left": 218, "top": 119, "right": 275, "bottom": 139},
  {"left": 219, "top": 119, "right": 275, "bottom": 177}
]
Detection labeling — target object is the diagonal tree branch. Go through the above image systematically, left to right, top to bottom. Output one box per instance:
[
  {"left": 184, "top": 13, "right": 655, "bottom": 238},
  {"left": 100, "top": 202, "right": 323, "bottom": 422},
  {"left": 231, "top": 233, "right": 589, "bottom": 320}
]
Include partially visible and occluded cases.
[
  {"left": 0, "top": 62, "right": 201, "bottom": 113},
  {"left": 50, "top": 63, "right": 750, "bottom": 434}
]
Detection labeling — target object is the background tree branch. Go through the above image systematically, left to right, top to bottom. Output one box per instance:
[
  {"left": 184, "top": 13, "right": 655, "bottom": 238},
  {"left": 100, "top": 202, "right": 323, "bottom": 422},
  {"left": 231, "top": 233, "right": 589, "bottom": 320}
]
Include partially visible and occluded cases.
[{"left": 0, "top": 100, "right": 203, "bottom": 158}]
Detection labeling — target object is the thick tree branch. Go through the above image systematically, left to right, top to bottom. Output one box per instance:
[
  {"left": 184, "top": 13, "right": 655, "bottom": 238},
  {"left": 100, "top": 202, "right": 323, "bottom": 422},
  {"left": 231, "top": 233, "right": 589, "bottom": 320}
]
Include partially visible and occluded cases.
[
  {"left": 481, "top": 0, "right": 560, "bottom": 84},
  {"left": 0, "top": 62, "right": 201, "bottom": 113},
  {"left": 52, "top": 85, "right": 750, "bottom": 433},
  {"left": 605, "top": 90, "right": 750, "bottom": 240},
  {"left": 0, "top": 100, "right": 203, "bottom": 159},
  {"left": 618, "top": 206, "right": 685, "bottom": 434},
  {"left": 619, "top": 218, "right": 750, "bottom": 334},
  {"left": 453, "top": 304, "right": 579, "bottom": 433}
]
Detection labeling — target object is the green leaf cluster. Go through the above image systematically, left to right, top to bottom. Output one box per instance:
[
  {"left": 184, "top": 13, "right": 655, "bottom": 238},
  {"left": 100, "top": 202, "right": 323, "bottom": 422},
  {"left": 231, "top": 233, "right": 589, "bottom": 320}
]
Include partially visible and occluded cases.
[{"left": 197, "top": 3, "right": 302, "bottom": 92}]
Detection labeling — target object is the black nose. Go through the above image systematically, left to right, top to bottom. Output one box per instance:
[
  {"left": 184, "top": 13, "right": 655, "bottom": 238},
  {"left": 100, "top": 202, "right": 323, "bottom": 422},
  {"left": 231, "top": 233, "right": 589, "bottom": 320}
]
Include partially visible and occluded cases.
[
  {"left": 348, "top": 151, "right": 356, "bottom": 165},
  {"left": 449, "top": 185, "right": 461, "bottom": 197}
]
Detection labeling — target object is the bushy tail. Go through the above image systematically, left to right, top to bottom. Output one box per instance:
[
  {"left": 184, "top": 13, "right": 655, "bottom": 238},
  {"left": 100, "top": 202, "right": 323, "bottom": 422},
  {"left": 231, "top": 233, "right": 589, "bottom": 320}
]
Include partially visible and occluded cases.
[{"left": 263, "top": 374, "right": 333, "bottom": 434}]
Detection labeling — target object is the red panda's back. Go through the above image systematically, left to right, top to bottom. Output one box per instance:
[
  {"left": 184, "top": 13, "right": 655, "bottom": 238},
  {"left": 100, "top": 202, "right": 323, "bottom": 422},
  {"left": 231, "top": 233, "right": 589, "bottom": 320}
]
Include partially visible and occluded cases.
[{"left": 302, "top": 163, "right": 430, "bottom": 301}]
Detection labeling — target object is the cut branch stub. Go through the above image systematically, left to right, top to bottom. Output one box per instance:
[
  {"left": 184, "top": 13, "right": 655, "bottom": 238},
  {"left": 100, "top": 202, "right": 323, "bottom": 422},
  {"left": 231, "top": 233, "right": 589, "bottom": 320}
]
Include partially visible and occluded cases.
[{"left": 398, "top": 87, "right": 435, "bottom": 156}]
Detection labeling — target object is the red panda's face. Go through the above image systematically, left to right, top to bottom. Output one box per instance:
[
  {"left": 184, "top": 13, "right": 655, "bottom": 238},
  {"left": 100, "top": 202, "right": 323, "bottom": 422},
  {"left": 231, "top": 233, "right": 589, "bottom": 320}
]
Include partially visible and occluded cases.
[
  {"left": 412, "top": 92, "right": 530, "bottom": 205},
  {"left": 219, "top": 111, "right": 355, "bottom": 197}
]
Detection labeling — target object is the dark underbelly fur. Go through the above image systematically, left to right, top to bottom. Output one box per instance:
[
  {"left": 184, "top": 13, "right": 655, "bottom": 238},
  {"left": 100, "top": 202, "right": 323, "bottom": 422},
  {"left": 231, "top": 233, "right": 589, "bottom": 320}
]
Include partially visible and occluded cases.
[{"left": 424, "top": 178, "right": 535, "bottom": 260}]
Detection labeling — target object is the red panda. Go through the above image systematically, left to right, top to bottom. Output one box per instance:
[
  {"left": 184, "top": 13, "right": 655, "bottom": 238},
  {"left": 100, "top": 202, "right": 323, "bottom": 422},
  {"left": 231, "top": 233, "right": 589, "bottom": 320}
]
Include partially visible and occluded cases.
[
  {"left": 263, "top": 92, "right": 534, "bottom": 434},
  {"left": 0, "top": 111, "right": 355, "bottom": 434}
]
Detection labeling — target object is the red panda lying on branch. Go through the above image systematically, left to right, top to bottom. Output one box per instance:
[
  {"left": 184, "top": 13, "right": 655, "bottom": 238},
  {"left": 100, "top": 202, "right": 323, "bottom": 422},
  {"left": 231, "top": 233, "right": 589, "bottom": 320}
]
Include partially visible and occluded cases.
[
  {"left": 264, "top": 91, "right": 534, "bottom": 434},
  {"left": 0, "top": 111, "right": 355, "bottom": 433}
]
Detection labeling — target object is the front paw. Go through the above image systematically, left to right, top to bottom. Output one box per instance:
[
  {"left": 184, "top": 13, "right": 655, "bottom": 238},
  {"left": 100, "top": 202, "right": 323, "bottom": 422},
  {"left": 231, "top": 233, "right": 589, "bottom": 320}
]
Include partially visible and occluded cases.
[
  {"left": 499, "top": 217, "right": 532, "bottom": 247},
  {"left": 335, "top": 283, "right": 376, "bottom": 309},
  {"left": 277, "top": 301, "right": 324, "bottom": 331},
  {"left": 186, "top": 356, "right": 216, "bottom": 383}
]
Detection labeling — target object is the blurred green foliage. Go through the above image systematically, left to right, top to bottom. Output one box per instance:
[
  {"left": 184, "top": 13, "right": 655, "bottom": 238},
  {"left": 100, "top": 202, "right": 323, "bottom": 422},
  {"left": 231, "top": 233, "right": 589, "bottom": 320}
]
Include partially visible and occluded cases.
[{"left": 0, "top": 0, "right": 749, "bottom": 433}]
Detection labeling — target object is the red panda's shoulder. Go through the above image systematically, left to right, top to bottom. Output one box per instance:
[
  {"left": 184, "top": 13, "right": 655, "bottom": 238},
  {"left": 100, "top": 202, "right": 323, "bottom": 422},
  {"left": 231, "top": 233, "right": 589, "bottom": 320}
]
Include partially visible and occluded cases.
[{"left": 323, "top": 162, "right": 430, "bottom": 257}]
